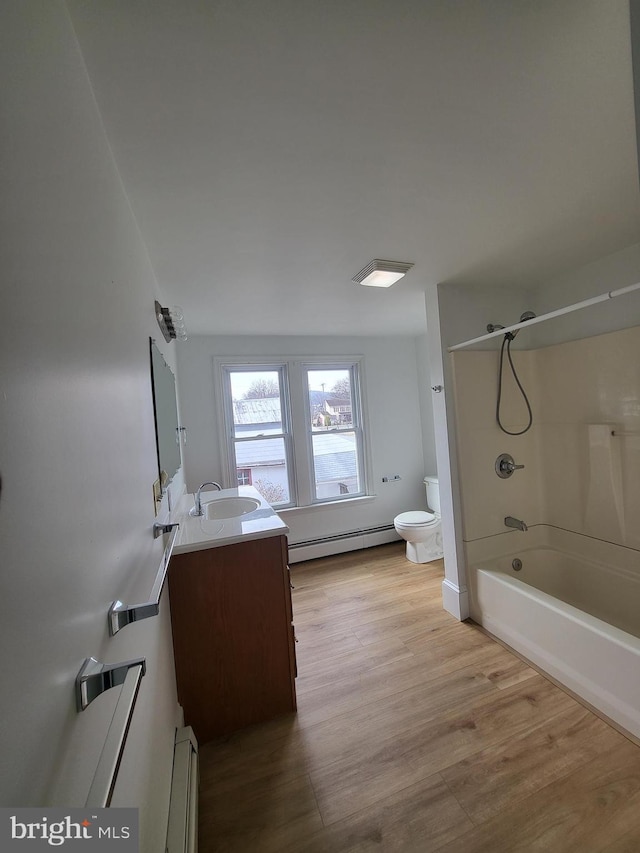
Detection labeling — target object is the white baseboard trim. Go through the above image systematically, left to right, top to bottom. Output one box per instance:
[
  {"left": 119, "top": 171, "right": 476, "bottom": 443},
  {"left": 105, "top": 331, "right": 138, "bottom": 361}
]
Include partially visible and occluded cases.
[
  {"left": 289, "top": 527, "right": 401, "bottom": 563},
  {"left": 442, "top": 578, "right": 469, "bottom": 621},
  {"left": 166, "top": 727, "right": 198, "bottom": 853}
]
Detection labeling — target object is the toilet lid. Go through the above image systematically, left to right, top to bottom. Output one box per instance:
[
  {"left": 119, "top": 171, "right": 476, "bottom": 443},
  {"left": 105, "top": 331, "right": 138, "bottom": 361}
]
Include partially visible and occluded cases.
[{"left": 395, "top": 510, "right": 436, "bottom": 526}]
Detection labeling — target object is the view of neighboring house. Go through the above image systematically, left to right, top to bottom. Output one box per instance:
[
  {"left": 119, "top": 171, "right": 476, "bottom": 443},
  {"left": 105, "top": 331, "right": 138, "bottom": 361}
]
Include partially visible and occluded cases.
[
  {"left": 233, "top": 394, "right": 358, "bottom": 501},
  {"left": 324, "top": 397, "right": 352, "bottom": 424}
]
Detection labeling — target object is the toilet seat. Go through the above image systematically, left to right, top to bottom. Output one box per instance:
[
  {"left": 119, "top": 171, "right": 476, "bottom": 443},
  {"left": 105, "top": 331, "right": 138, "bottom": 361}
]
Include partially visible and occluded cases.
[{"left": 394, "top": 510, "right": 437, "bottom": 527}]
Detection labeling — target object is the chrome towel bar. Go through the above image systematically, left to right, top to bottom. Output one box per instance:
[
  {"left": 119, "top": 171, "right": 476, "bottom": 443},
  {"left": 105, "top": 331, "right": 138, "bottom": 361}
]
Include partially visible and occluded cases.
[
  {"left": 108, "top": 522, "right": 179, "bottom": 636},
  {"left": 76, "top": 656, "right": 146, "bottom": 713},
  {"left": 76, "top": 660, "right": 146, "bottom": 807}
]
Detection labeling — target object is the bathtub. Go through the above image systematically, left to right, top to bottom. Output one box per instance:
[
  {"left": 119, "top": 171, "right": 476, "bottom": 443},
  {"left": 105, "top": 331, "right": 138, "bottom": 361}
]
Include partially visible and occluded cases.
[{"left": 468, "top": 529, "right": 640, "bottom": 740}]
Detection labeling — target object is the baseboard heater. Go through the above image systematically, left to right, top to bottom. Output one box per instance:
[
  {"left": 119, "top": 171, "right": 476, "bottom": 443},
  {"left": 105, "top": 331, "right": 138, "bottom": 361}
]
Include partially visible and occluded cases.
[
  {"left": 288, "top": 524, "right": 399, "bottom": 563},
  {"left": 166, "top": 726, "right": 199, "bottom": 853}
]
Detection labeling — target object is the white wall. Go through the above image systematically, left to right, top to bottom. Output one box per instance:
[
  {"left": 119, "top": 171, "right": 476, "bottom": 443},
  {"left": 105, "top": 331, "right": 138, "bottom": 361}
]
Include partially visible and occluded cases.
[
  {"left": 631, "top": 0, "right": 640, "bottom": 192},
  {"left": 0, "top": 4, "right": 180, "bottom": 848},
  {"left": 445, "top": 242, "right": 640, "bottom": 560},
  {"left": 530, "top": 242, "right": 640, "bottom": 347},
  {"left": 436, "top": 244, "right": 640, "bottom": 355},
  {"left": 430, "top": 246, "right": 640, "bottom": 617},
  {"left": 425, "top": 282, "right": 537, "bottom": 618},
  {"left": 437, "top": 282, "right": 539, "bottom": 351},
  {"left": 452, "top": 326, "right": 640, "bottom": 554},
  {"left": 537, "top": 328, "right": 640, "bottom": 550},
  {"left": 176, "top": 335, "right": 430, "bottom": 545},
  {"left": 415, "top": 335, "right": 437, "bottom": 476},
  {"left": 451, "top": 348, "right": 542, "bottom": 541}
]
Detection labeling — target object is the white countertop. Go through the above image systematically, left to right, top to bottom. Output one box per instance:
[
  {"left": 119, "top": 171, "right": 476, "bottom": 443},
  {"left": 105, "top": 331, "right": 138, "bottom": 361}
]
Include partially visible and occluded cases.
[{"left": 172, "top": 485, "right": 289, "bottom": 554}]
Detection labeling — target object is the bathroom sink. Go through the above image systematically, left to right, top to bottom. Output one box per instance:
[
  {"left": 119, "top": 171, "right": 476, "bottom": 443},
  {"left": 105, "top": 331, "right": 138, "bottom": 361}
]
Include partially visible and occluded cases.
[{"left": 203, "top": 497, "right": 260, "bottom": 520}]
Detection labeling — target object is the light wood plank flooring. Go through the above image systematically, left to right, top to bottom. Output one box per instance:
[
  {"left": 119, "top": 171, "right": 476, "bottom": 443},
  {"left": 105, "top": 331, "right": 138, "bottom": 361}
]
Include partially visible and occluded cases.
[{"left": 198, "top": 542, "right": 640, "bottom": 852}]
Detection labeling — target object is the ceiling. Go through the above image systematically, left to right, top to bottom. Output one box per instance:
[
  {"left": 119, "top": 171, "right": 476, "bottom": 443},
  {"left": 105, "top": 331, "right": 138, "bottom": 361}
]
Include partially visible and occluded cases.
[{"left": 67, "top": 0, "right": 640, "bottom": 337}]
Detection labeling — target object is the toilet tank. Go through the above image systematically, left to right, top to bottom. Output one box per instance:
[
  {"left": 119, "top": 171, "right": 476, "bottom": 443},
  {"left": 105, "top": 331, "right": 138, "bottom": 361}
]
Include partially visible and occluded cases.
[{"left": 423, "top": 475, "right": 440, "bottom": 514}]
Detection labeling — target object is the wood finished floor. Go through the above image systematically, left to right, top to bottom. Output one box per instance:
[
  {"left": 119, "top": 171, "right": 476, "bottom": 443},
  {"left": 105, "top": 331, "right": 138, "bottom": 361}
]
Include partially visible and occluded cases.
[{"left": 198, "top": 542, "right": 640, "bottom": 852}]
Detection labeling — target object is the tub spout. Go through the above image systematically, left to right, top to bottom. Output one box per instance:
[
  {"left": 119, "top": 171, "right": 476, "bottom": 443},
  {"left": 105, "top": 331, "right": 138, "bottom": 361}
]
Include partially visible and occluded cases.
[{"left": 505, "top": 516, "right": 528, "bottom": 532}]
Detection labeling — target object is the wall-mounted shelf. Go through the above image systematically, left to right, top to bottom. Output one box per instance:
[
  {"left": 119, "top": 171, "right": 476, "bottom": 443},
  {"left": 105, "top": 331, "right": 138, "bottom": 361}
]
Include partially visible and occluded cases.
[{"left": 108, "top": 522, "right": 179, "bottom": 636}]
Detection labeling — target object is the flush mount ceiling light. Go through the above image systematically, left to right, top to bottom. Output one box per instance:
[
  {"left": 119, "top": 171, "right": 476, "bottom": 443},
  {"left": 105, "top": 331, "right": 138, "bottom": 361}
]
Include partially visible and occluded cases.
[
  {"left": 352, "top": 259, "right": 414, "bottom": 288},
  {"left": 155, "top": 300, "right": 187, "bottom": 342}
]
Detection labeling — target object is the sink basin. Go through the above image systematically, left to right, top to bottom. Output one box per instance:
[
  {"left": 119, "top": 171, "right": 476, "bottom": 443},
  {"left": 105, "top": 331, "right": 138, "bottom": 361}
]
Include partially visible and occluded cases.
[{"left": 203, "top": 497, "right": 260, "bottom": 520}]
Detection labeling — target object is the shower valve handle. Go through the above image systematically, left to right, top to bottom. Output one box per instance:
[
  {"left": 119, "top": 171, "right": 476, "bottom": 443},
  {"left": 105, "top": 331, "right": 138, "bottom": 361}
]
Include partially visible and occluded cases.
[{"left": 496, "top": 453, "right": 524, "bottom": 479}]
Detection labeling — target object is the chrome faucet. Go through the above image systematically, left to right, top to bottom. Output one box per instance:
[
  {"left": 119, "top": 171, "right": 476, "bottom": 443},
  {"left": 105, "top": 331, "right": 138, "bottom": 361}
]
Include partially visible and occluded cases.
[
  {"left": 189, "top": 481, "right": 222, "bottom": 517},
  {"left": 505, "top": 516, "right": 528, "bottom": 532}
]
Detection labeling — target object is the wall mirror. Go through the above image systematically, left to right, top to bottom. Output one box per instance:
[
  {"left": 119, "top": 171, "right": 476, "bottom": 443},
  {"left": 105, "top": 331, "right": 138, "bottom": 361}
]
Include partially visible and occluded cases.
[{"left": 150, "top": 339, "right": 182, "bottom": 488}]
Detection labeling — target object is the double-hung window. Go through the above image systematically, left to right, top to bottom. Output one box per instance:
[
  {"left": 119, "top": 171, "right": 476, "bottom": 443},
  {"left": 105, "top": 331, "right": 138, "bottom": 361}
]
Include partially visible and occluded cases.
[
  {"left": 216, "top": 358, "right": 368, "bottom": 508},
  {"left": 304, "top": 364, "right": 365, "bottom": 503},
  {"left": 220, "top": 365, "right": 295, "bottom": 506}
]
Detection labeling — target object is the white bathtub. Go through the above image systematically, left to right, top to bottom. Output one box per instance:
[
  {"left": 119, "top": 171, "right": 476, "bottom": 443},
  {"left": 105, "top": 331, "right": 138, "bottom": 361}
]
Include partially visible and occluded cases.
[{"left": 469, "top": 532, "right": 640, "bottom": 740}]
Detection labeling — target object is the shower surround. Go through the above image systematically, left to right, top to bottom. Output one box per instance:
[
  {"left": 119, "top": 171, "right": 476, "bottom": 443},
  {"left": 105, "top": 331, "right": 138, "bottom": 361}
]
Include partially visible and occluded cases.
[{"left": 452, "top": 324, "right": 640, "bottom": 738}]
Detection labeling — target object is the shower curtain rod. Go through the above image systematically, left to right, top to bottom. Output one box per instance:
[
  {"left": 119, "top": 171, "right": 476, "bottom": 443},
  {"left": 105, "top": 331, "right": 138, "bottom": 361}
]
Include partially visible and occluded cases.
[{"left": 448, "top": 281, "right": 640, "bottom": 352}]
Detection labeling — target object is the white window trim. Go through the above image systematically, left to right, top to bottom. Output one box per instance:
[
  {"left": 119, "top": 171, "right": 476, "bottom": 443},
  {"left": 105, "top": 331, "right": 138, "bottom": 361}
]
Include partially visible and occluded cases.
[
  {"left": 213, "top": 354, "right": 372, "bottom": 509},
  {"left": 300, "top": 360, "right": 367, "bottom": 505},
  {"left": 217, "top": 361, "right": 297, "bottom": 507},
  {"left": 277, "top": 494, "right": 377, "bottom": 515}
]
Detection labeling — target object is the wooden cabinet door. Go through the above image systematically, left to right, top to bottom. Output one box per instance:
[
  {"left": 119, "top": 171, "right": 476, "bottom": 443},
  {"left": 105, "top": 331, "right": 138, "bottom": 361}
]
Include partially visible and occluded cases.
[
  {"left": 169, "top": 535, "right": 296, "bottom": 742},
  {"left": 281, "top": 537, "right": 298, "bottom": 681}
]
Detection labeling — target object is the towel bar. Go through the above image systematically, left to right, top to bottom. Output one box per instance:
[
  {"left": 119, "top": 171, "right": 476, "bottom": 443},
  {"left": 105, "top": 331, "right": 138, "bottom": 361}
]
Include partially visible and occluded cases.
[
  {"left": 108, "top": 522, "right": 179, "bottom": 635},
  {"left": 76, "top": 660, "right": 145, "bottom": 807}
]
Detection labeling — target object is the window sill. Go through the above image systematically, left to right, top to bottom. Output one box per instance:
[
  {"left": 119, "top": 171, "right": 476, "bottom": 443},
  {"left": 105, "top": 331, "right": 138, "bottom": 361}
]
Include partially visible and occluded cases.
[{"left": 277, "top": 495, "right": 377, "bottom": 515}]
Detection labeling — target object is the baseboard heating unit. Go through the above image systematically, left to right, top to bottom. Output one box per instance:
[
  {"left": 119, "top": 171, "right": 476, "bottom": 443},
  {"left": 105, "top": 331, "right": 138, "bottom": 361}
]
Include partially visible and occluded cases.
[
  {"left": 288, "top": 524, "right": 399, "bottom": 563},
  {"left": 166, "top": 726, "right": 199, "bottom": 853}
]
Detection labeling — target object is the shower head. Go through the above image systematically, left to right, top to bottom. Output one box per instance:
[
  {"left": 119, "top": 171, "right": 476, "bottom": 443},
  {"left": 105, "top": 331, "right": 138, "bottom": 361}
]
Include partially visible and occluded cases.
[
  {"left": 487, "top": 311, "right": 536, "bottom": 339},
  {"left": 509, "top": 311, "right": 536, "bottom": 339}
]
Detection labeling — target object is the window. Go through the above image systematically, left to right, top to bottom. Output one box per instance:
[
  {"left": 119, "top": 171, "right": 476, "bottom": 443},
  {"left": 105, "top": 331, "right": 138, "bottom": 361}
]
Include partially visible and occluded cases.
[
  {"left": 217, "top": 358, "right": 368, "bottom": 508},
  {"left": 305, "top": 365, "right": 364, "bottom": 501},
  {"left": 221, "top": 366, "right": 293, "bottom": 506},
  {"left": 236, "top": 468, "right": 252, "bottom": 486}
]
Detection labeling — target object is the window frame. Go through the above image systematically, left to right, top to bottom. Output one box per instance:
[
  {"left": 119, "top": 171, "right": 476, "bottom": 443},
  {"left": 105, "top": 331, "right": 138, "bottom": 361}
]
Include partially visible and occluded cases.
[
  {"left": 214, "top": 355, "right": 370, "bottom": 508},
  {"left": 302, "top": 361, "right": 367, "bottom": 504},
  {"left": 218, "top": 362, "right": 297, "bottom": 508},
  {"left": 236, "top": 468, "right": 253, "bottom": 486}
]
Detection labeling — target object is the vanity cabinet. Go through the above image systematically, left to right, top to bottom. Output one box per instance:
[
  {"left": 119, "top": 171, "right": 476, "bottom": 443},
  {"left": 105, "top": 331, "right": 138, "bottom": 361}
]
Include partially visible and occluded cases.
[{"left": 168, "top": 534, "right": 296, "bottom": 743}]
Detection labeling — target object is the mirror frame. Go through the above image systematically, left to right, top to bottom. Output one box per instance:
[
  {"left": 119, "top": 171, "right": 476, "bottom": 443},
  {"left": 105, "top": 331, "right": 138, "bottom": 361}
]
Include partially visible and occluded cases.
[{"left": 149, "top": 338, "right": 182, "bottom": 490}]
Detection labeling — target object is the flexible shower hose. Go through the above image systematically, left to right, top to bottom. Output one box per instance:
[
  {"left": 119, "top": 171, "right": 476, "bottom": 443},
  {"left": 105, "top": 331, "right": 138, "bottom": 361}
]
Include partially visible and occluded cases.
[{"left": 496, "top": 334, "right": 533, "bottom": 435}]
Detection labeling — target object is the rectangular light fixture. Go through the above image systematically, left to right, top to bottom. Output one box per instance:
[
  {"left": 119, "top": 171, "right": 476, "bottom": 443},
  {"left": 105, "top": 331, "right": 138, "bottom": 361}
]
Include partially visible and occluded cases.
[{"left": 352, "top": 259, "right": 414, "bottom": 287}]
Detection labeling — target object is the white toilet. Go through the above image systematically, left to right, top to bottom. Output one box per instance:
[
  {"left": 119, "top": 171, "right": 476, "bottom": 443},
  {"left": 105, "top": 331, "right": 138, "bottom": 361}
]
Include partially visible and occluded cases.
[{"left": 393, "top": 475, "right": 443, "bottom": 563}]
